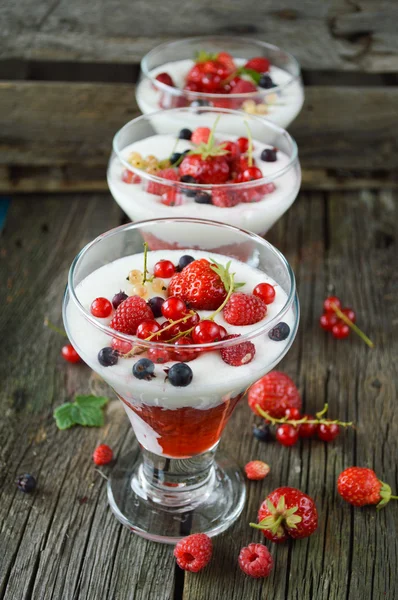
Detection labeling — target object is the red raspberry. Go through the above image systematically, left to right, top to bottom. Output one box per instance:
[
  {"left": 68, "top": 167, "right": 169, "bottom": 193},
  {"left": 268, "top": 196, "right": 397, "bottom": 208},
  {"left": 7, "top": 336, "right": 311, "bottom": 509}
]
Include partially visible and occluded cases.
[
  {"left": 244, "top": 57, "right": 271, "bottom": 73},
  {"left": 155, "top": 72, "right": 175, "bottom": 87},
  {"left": 231, "top": 79, "right": 257, "bottom": 94},
  {"left": 191, "top": 127, "right": 211, "bottom": 145},
  {"left": 146, "top": 168, "right": 178, "bottom": 196},
  {"left": 212, "top": 188, "right": 239, "bottom": 208},
  {"left": 223, "top": 292, "right": 267, "bottom": 326},
  {"left": 110, "top": 296, "right": 154, "bottom": 335},
  {"left": 220, "top": 334, "right": 256, "bottom": 366},
  {"left": 247, "top": 371, "right": 301, "bottom": 418},
  {"left": 93, "top": 444, "right": 113, "bottom": 466},
  {"left": 245, "top": 460, "right": 270, "bottom": 481},
  {"left": 337, "top": 467, "right": 390, "bottom": 507},
  {"left": 174, "top": 533, "right": 212, "bottom": 572},
  {"left": 238, "top": 543, "right": 273, "bottom": 578}
]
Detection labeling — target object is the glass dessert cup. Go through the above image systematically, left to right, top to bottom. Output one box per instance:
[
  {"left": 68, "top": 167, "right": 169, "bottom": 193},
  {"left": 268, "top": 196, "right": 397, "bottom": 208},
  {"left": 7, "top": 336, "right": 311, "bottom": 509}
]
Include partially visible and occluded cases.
[
  {"left": 136, "top": 36, "right": 304, "bottom": 129},
  {"left": 107, "top": 107, "right": 301, "bottom": 236},
  {"left": 63, "top": 218, "right": 299, "bottom": 543}
]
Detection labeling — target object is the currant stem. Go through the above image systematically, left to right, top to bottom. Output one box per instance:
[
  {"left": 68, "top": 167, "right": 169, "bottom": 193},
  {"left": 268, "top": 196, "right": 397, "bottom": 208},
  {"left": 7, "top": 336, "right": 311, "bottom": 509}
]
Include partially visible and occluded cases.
[
  {"left": 243, "top": 120, "right": 253, "bottom": 167},
  {"left": 331, "top": 303, "right": 374, "bottom": 348},
  {"left": 44, "top": 318, "right": 68, "bottom": 338},
  {"left": 255, "top": 404, "right": 353, "bottom": 428}
]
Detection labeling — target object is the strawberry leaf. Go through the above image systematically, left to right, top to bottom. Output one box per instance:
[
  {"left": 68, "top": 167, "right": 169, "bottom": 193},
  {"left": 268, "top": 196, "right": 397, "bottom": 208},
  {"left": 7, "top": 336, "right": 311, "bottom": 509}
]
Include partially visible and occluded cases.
[
  {"left": 195, "top": 50, "right": 218, "bottom": 63},
  {"left": 209, "top": 259, "right": 244, "bottom": 293},
  {"left": 54, "top": 395, "right": 109, "bottom": 430}
]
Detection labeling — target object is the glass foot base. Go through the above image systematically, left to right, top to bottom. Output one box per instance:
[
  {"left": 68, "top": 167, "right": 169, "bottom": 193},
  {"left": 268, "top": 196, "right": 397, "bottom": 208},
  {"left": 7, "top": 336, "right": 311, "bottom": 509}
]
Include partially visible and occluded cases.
[{"left": 107, "top": 448, "right": 246, "bottom": 544}]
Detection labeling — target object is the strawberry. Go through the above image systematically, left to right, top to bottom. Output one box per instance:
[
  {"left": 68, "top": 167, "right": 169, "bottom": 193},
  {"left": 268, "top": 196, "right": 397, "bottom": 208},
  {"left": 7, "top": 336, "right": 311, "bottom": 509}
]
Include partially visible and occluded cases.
[
  {"left": 217, "top": 51, "right": 236, "bottom": 72},
  {"left": 244, "top": 57, "right": 271, "bottom": 73},
  {"left": 155, "top": 72, "right": 175, "bottom": 87},
  {"left": 231, "top": 79, "right": 257, "bottom": 94},
  {"left": 191, "top": 127, "right": 211, "bottom": 145},
  {"left": 179, "top": 154, "right": 229, "bottom": 184},
  {"left": 146, "top": 168, "right": 178, "bottom": 196},
  {"left": 211, "top": 188, "right": 239, "bottom": 208},
  {"left": 160, "top": 189, "right": 183, "bottom": 206},
  {"left": 167, "top": 258, "right": 227, "bottom": 310},
  {"left": 223, "top": 292, "right": 267, "bottom": 326},
  {"left": 110, "top": 296, "right": 154, "bottom": 335},
  {"left": 220, "top": 334, "right": 255, "bottom": 366},
  {"left": 247, "top": 371, "right": 301, "bottom": 418},
  {"left": 93, "top": 444, "right": 113, "bottom": 466},
  {"left": 245, "top": 460, "right": 270, "bottom": 481},
  {"left": 337, "top": 467, "right": 398, "bottom": 508},
  {"left": 252, "top": 487, "right": 318, "bottom": 543}
]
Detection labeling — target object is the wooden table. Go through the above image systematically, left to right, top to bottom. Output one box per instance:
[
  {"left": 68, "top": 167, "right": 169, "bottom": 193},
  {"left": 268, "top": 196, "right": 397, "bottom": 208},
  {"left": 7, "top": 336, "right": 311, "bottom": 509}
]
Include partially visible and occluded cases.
[{"left": 0, "top": 190, "right": 397, "bottom": 600}]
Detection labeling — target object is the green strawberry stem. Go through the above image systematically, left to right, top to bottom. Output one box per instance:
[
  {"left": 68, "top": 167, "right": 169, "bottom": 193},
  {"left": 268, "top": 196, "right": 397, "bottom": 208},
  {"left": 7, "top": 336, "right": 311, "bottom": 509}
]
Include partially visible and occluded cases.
[
  {"left": 243, "top": 120, "right": 253, "bottom": 167},
  {"left": 331, "top": 303, "right": 374, "bottom": 348},
  {"left": 44, "top": 317, "right": 68, "bottom": 338},
  {"left": 256, "top": 403, "right": 353, "bottom": 428},
  {"left": 377, "top": 481, "right": 398, "bottom": 509}
]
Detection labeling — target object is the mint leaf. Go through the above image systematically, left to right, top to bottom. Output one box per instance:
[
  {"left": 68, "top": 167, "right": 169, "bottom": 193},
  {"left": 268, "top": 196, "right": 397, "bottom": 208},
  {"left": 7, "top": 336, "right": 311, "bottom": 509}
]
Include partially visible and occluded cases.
[
  {"left": 238, "top": 67, "right": 261, "bottom": 85},
  {"left": 54, "top": 395, "right": 109, "bottom": 430}
]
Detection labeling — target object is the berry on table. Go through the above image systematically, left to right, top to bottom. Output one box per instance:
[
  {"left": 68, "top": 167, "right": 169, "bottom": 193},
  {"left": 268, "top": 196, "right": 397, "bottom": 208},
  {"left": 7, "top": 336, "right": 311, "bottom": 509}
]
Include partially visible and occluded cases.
[
  {"left": 244, "top": 57, "right": 270, "bottom": 73},
  {"left": 155, "top": 72, "right": 175, "bottom": 87},
  {"left": 259, "top": 74, "right": 275, "bottom": 89},
  {"left": 191, "top": 127, "right": 211, "bottom": 145},
  {"left": 178, "top": 128, "right": 192, "bottom": 140},
  {"left": 261, "top": 148, "right": 277, "bottom": 162},
  {"left": 194, "top": 192, "right": 212, "bottom": 204},
  {"left": 177, "top": 255, "right": 195, "bottom": 271},
  {"left": 168, "top": 258, "right": 227, "bottom": 310},
  {"left": 154, "top": 260, "right": 175, "bottom": 279},
  {"left": 253, "top": 282, "right": 276, "bottom": 304},
  {"left": 112, "top": 291, "right": 128, "bottom": 310},
  {"left": 223, "top": 292, "right": 267, "bottom": 326},
  {"left": 110, "top": 296, "right": 154, "bottom": 335},
  {"left": 147, "top": 296, "right": 164, "bottom": 318},
  {"left": 161, "top": 296, "right": 187, "bottom": 320},
  {"left": 323, "top": 296, "right": 341, "bottom": 312},
  {"left": 90, "top": 297, "right": 112, "bottom": 318},
  {"left": 342, "top": 307, "right": 356, "bottom": 323},
  {"left": 319, "top": 312, "right": 338, "bottom": 331},
  {"left": 136, "top": 320, "right": 161, "bottom": 340},
  {"left": 192, "top": 320, "right": 222, "bottom": 344},
  {"left": 268, "top": 322, "right": 290, "bottom": 341},
  {"left": 331, "top": 322, "right": 350, "bottom": 339},
  {"left": 220, "top": 334, "right": 256, "bottom": 366},
  {"left": 61, "top": 344, "right": 81, "bottom": 363},
  {"left": 98, "top": 347, "right": 119, "bottom": 367},
  {"left": 147, "top": 347, "right": 172, "bottom": 364},
  {"left": 133, "top": 358, "right": 155, "bottom": 380},
  {"left": 167, "top": 363, "right": 193, "bottom": 386},
  {"left": 248, "top": 371, "right": 301, "bottom": 418},
  {"left": 299, "top": 415, "right": 318, "bottom": 438},
  {"left": 318, "top": 421, "right": 340, "bottom": 442},
  {"left": 253, "top": 424, "right": 273, "bottom": 442},
  {"left": 276, "top": 424, "right": 299, "bottom": 447},
  {"left": 93, "top": 444, "right": 113, "bottom": 466},
  {"left": 245, "top": 460, "right": 270, "bottom": 481},
  {"left": 337, "top": 467, "right": 398, "bottom": 508},
  {"left": 16, "top": 473, "right": 36, "bottom": 493},
  {"left": 174, "top": 533, "right": 212, "bottom": 572},
  {"left": 238, "top": 543, "right": 273, "bottom": 578}
]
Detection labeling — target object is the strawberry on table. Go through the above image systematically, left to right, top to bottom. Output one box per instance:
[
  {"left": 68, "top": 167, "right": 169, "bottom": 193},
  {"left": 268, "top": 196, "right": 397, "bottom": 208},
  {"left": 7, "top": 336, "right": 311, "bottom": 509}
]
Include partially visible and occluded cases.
[
  {"left": 247, "top": 371, "right": 302, "bottom": 418},
  {"left": 245, "top": 460, "right": 270, "bottom": 480},
  {"left": 337, "top": 467, "right": 398, "bottom": 508}
]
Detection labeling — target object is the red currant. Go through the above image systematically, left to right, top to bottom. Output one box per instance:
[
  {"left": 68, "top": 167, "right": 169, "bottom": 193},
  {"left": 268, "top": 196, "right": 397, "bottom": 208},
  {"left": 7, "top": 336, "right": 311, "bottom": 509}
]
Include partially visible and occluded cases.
[
  {"left": 237, "top": 137, "right": 249, "bottom": 153},
  {"left": 220, "top": 141, "right": 241, "bottom": 162},
  {"left": 237, "top": 155, "right": 256, "bottom": 172},
  {"left": 242, "top": 166, "right": 263, "bottom": 182},
  {"left": 153, "top": 260, "right": 175, "bottom": 279},
  {"left": 253, "top": 282, "right": 276, "bottom": 305},
  {"left": 323, "top": 296, "right": 341, "bottom": 312},
  {"left": 90, "top": 297, "right": 112, "bottom": 318},
  {"left": 161, "top": 297, "right": 187, "bottom": 320},
  {"left": 341, "top": 307, "right": 356, "bottom": 323},
  {"left": 319, "top": 313, "right": 338, "bottom": 331},
  {"left": 136, "top": 320, "right": 161, "bottom": 340},
  {"left": 192, "top": 320, "right": 222, "bottom": 344},
  {"left": 157, "top": 322, "right": 173, "bottom": 341},
  {"left": 331, "top": 322, "right": 350, "bottom": 339},
  {"left": 218, "top": 325, "right": 228, "bottom": 338},
  {"left": 111, "top": 337, "right": 132, "bottom": 355},
  {"left": 172, "top": 337, "right": 198, "bottom": 362},
  {"left": 61, "top": 344, "right": 81, "bottom": 363},
  {"left": 147, "top": 347, "right": 172, "bottom": 364},
  {"left": 285, "top": 407, "right": 301, "bottom": 420},
  {"left": 299, "top": 415, "right": 318, "bottom": 438},
  {"left": 318, "top": 421, "right": 340, "bottom": 442},
  {"left": 276, "top": 424, "right": 299, "bottom": 447}
]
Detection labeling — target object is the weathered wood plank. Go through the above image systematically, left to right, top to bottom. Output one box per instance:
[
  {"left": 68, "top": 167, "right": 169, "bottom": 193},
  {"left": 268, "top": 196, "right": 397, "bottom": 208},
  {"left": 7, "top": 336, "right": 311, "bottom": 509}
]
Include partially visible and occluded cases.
[
  {"left": 1, "top": 0, "right": 397, "bottom": 71},
  {"left": 1, "top": 82, "right": 398, "bottom": 172}
]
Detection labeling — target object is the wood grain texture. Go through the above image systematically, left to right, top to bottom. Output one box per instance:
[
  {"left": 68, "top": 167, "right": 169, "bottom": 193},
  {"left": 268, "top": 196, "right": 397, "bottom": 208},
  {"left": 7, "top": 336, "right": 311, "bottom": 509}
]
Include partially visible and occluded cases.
[
  {"left": 1, "top": 0, "right": 397, "bottom": 71},
  {"left": 1, "top": 82, "right": 398, "bottom": 172}
]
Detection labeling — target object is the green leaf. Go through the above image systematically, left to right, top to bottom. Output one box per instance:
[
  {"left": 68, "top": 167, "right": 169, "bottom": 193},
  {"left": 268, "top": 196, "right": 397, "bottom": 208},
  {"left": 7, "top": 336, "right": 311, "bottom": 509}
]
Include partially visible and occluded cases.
[
  {"left": 195, "top": 50, "right": 218, "bottom": 63},
  {"left": 238, "top": 67, "right": 262, "bottom": 85},
  {"left": 210, "top": 258, "right": 245, "bottom": 293},
  {"left": 53, "top": 395, "right": 109, "bottom": 430}
]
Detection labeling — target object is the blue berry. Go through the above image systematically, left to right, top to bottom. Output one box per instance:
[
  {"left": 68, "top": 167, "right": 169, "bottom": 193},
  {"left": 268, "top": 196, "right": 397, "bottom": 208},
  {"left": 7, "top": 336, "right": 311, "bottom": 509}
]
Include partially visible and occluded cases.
[
  {"left": 259, "top": 74, "right": 275, "bottom": 89},
  {"left": 191, "top": 99, "right": 211, "bottom": 109},
  {"left": 178, "top": 128, "right": 192, "bottom": 140},
  {"left": 261, "top": 148, "right": 277, "bottom": 162},
  {"left": 170, "top": 152, "right": 182, "bottom": 165},
  {"left": 180, "top": 175, "right": 198, "bottom": 197},
  {"left": 195, "top": 192, "right": 212, "bottom": 204},
  {"left": 178, "top": 255, "right": 195, "bottom": 271},
  {"left": 112, "top": 290, "right": 128, "bottom": 309},
  {"left": 147, "top": 296, "right": 164, "bottom": 318},
  {"left": 268, "top": 322, "right": 290, "bottom": 341},
  {"left": 98, "top": 347, "right": 119, "bottom": 366},
  {"left": 133, "top": 358, "right": 155, "bottom": 380},
  {"left": 167, "top": 363, "right": 193, "bottom": 387},
  {"left": 253, "top": 425, "right": 273, "bottom": 442},
  {"left": 16, "top": 473, "right": 36, "bottom": 493}
]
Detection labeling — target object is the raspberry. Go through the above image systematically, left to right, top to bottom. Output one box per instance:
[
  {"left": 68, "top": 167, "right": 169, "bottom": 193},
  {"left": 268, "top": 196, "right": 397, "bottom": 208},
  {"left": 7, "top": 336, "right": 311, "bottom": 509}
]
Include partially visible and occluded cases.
[
  {"left": 244, "top": 57, "right": 271, "bottom": 73},
  {"left": 231, "top": 79, "right": 257, "bottom": 94},
  {"left": 191, "top": 127, "right": 211, "bottom": 145},
  {"left": 146, "top": 168, "right": 178, "bottom": 196},
  {"left": 211, "top": 188, "right": 240, "bottom": 208},
  {"left": 160, "top": 189, "right": 183, "bottom": 206},
  {"left": 223, "top": 292, "right": 267, "bottom": 326},
  {"left": 110, "top": 296, "right": 154, "bottom": 335},
  {"left": 220, "top": 334, "right": 256, "bottom": 366},
  {"left": 247, "top": 371, "right": 301, "bottom": 418},
  {"left": 93, "top": 444, "right": 113, "bottom": 466},
  {"left": 245, "top": 460, "right": 270, "bottom": 481},
  {"left": 174, "top": 533, "right": 212, "bottom": 572},
  {"left": 238, "top": 543, "right": 273, "bottom": 578}
]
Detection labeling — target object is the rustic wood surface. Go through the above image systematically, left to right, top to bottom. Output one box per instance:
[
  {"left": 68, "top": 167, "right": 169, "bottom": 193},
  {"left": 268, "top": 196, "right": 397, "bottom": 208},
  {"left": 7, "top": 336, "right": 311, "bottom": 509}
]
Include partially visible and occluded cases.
[
  {"left": 1, "top": 0, "right": 397, "bottom": 71},
  {"left": 0, "top": 190, "right": 397, "bottom": 599}
]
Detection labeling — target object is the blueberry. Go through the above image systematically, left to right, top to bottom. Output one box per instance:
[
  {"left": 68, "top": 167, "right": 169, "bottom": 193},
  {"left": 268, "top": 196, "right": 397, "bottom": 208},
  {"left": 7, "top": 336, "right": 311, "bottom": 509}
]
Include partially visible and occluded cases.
[
  {"left": 259, "top": 74, "right": 275, "bottom": 89},
  {"left": 191, "top": 99, "right": 211, "bottom": 108},
  {"left": 178, "top": 128, "right": 192, "bottom": 140},
  {"left": 261, "top": 148, "right": 277, "bottom": 162},
  {"left": 170, "top": 152, "right": 182, "bottom": 165},
  {"left": 180, "top": 175, "right": 198, "bottom": 197},
  {"left": 195, "top": 192, "right": 212, "bottom": 204},
  {"left": 178, "top": 255, "right": 195, "bottom": 271},
  {"left": 112, "top": 290, "right": 128, "bottom": 309},
  {"left": 147, "top": 296, "right": 165, "bottom": 318},
  {"left": 268, "top": 322, "right": 290, "bottom": 341},
  {"left": 98, "top": 347, "right": 119, "bottom": 366},
  {"left": 133, "top": 358, "right": 155, "bottom": 380},
  {"left": 167, "top": 363, "right": 193, "bottom": 387},
  {"left": 253, "top": 425, "right": 273, "bottom": 442},
  {"left": 16, "top": 473, "right": 36, "bottom": 493}
]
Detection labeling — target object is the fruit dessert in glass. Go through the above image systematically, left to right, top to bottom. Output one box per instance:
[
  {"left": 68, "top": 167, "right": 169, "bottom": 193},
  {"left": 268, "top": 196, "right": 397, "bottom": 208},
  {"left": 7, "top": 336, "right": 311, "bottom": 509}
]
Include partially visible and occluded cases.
[
  {"left": 136, "top": 36, "right": 304, "bottom": 129},
  {"left": 107, "top": 107, "right": 300, "bottom": 236},
  {"left": 63, "top": 218, "right": 299, "bottom": 543}
]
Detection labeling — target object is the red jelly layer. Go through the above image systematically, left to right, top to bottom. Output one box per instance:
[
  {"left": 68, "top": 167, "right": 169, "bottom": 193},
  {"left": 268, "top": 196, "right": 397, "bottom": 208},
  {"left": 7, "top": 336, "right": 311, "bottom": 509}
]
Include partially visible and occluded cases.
[{"left": 121, "top": 394, "right": 242, "bottom": 457}]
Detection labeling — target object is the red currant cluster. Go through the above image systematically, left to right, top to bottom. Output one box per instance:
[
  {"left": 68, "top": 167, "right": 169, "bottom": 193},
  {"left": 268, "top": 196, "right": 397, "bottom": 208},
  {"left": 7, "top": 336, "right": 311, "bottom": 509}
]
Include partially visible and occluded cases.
[{"left": 319, "top": 296, "right": 355, "bottom": 339}]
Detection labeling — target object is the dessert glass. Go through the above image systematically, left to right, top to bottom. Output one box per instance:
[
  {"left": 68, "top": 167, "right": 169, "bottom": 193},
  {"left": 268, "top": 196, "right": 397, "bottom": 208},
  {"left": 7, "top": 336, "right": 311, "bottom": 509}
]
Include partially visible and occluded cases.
[
  {"left": 136, "top": 36, "right": 304, "bottom": 129},
  {"left": 107, "top": 107, "right": 301, "bottom": 236},
  {"left": 63, "top": 218, "right": 299, "bottom": 543}
]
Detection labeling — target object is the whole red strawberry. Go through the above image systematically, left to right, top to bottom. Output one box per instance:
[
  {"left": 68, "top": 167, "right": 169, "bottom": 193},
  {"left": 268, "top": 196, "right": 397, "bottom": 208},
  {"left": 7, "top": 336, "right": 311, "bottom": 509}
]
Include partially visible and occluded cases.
[
  {"left": 244, "top": 57, "right": 270, "bottom": 73},
  {"left": 179, "top": 154, "right": 229, "bottom": 184},
  {"left": 168, "top": 258, "right": 227, "bottom": 310},
  {"left": 223, "top": 292, "right": 267, "bottom": 326},
  {"left": 110, "top": 296, "right": 154, "bottom": 335},
  {"left": 248, "top": 371, "right": 301, "bottom": 418},
  {"left": 93, "top": 444, "right": 113, "bottom": 466},
  {"left": 245, "top": 460, "right": 270, "bottom": 481},
  {"left": 337, "top": 467, "right": 398, "bottom": 508},
  {"left": 252, "top": 487, "right": 318, "bottom": 543},
  {"left": 174, "top": 533, "right": 212, "bottom": 572}
]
